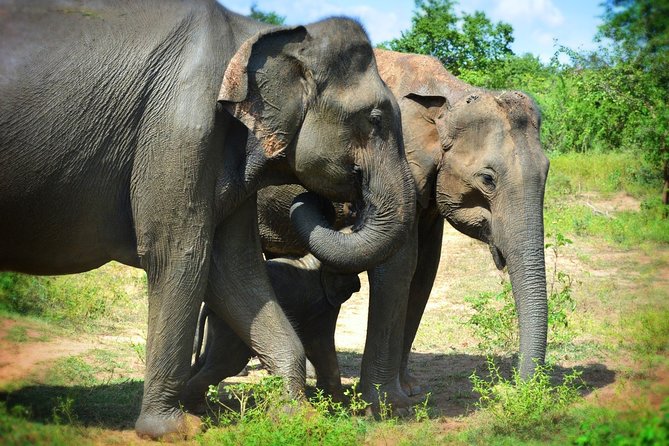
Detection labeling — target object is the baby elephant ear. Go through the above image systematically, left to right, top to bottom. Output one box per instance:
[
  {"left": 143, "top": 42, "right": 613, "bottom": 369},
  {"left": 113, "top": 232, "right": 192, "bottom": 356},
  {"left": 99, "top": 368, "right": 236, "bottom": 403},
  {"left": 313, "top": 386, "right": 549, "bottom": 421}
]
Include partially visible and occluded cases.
[{"left": 218, "top": 26, "right": 309, "bottom": 158}]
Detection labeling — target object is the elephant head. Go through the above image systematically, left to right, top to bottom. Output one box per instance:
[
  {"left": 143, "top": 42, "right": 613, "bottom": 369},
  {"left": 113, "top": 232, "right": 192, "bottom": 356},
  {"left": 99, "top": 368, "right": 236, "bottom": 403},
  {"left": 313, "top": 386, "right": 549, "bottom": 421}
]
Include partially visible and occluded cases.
[
  {"left": 219, "top": 20, "right": 415, "bottom": 273},
  {"left": 376, "top": 49, "right": 550, "bottom": 377}
]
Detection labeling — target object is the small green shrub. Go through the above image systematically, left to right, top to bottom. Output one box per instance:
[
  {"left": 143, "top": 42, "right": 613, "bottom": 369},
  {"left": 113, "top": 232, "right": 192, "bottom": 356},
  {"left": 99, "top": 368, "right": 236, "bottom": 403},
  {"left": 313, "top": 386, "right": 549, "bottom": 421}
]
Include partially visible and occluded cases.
[
  {"left": 464, "top": 233, "right": 576, "bottom": 354},
  {"left": 464, "top": 281, "right": 518, "bottom": 353},
  {"left": 470, "top": 357, "right": 584, "bottom": 438},
  {"left": 201, "top": 377, "right": 369, "bottom": 445}
]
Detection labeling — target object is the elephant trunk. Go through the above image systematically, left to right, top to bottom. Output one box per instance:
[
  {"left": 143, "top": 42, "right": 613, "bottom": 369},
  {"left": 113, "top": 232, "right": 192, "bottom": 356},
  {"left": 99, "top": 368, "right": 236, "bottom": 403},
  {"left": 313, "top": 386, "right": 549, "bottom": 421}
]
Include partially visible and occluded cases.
[
  {"left": 290, "top": 142, "right": 416, "bottom": 273},
  {"left": 497, "top": 194, "right": 548, "bottom": 378}
]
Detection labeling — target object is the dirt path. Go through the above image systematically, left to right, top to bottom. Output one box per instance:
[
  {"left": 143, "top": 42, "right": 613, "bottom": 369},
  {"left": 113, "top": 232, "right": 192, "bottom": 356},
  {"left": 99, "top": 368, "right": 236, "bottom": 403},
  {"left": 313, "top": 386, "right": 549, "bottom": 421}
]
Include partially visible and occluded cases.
[{"left": 0, "top": 320, "right": 95, "bottom": 384}]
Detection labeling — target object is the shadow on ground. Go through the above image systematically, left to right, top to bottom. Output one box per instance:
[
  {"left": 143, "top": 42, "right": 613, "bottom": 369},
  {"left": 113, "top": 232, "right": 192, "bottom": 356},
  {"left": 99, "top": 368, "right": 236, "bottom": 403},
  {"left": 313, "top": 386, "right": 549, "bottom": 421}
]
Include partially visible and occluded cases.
[
  {"left": 1, "top": 351, "right": 615, "bottom": 429},
  {"left": 336, "top": 351, "right": 617, "bottom": 417},
  {"left": 1, "top": 379, "right": 143, "bottom": 429}
]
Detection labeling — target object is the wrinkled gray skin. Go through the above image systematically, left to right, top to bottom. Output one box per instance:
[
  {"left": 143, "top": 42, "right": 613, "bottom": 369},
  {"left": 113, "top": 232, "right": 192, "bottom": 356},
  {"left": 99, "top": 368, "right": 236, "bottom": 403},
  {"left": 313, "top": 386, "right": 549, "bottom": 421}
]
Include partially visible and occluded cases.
[
  {"left": 0, "top": 1, "right": 415, "bottom": 439},
  {"left": 198, "top": 48, "right": 550, "bottom": 411},
  {"left": 187, "top": 253, "right": 360, "bottom": 410}
]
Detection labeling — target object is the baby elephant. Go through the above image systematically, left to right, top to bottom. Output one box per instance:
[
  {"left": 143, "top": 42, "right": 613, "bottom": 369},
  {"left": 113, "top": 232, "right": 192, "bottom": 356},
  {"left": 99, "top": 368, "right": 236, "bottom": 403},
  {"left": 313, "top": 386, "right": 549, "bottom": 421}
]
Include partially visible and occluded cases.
[{"left": 185, "top": 254, "right": 360, "bottom": 410}]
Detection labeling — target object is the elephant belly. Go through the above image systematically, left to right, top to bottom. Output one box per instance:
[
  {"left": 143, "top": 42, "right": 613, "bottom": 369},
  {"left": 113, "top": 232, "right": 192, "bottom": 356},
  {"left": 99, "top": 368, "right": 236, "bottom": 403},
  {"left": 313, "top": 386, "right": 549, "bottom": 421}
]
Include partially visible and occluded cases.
[{"left": 0, "top": 170, "right": 138, "bottom": 275}]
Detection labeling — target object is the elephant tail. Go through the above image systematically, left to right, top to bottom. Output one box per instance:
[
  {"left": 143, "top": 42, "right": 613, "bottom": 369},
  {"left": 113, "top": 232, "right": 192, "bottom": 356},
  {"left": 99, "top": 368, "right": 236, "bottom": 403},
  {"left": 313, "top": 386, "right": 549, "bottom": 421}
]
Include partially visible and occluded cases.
[{"left": 191, "top": 303, "right": 212, "bottom": 376}]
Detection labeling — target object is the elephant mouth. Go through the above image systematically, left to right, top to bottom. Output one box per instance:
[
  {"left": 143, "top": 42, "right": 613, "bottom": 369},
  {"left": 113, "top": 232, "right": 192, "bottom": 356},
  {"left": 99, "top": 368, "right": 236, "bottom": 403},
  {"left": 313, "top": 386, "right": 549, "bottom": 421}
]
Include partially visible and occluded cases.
[{"left": 489, "top": 244, "right": 507, "bottom": 270}]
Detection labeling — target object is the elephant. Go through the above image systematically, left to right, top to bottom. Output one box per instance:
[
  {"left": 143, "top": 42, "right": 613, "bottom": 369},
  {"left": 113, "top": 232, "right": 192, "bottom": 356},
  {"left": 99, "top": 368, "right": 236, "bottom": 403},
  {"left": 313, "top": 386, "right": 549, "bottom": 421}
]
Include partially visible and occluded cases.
[
  {"left": 0, "top": 1, "right": 416, "bottom": 439},
  {"left": 193, "top": 47, "right": 550, "bottom": 411},
  {"left": 188, "top": 252, "right": 360, "bottom": 410}
]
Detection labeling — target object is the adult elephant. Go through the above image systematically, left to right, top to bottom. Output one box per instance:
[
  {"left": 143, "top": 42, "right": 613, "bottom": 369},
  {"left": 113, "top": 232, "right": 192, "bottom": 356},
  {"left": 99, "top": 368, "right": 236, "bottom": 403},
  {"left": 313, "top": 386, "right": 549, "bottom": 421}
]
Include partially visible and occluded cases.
[
  {"left": 0, "top": 1, "right": 415, "bottom": 439},
  {"left": 195, "top": 48, "right": 550, "bottom": 410}
]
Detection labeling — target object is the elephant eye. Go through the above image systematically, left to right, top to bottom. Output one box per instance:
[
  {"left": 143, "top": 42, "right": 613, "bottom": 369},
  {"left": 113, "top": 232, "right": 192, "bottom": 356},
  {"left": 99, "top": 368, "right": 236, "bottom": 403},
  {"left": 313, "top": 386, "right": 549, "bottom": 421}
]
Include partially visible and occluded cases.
[
  {"left": 369, "top": 109, "right": 383, "bottom": 128},
  {"left": 480, "top": 172, "right": 496, "bottom": 190}
]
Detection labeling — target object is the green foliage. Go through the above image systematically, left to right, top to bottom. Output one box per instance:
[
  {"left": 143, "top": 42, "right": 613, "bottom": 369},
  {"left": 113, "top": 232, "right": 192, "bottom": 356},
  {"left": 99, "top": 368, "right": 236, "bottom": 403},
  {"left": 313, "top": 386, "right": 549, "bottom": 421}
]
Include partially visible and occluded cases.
[
  {"left": 382, "top": 0, "right": 513, "bottom": 75},
  {"left": 249, "top": 4, "right": 285, "bottom": 25},
  {"left": 464, "top": 233, "right": 576, "bottom": 354},
  {"left": 464, "top": 281, "right": 517, "bottom": 353},
  {"left": 5, "top": 325, "right": 29, "bottom": 343},
  {"left": 469, "top": 357, "right": 584, "bottom": 438},
  {"left": 201, "top": 377, "right": 369, "bottom": 445},
  {"left": 201, "top": 378, "right": 436, "bottom": 444},
  {"left": 344, "top": 379, "right": 371, "bottom": 414},
  {"left": 52, "top": 396, "right": 78, "bottom": 426},
  {"left": 573, "top": 399, "right": 669, "bottom": 446}
]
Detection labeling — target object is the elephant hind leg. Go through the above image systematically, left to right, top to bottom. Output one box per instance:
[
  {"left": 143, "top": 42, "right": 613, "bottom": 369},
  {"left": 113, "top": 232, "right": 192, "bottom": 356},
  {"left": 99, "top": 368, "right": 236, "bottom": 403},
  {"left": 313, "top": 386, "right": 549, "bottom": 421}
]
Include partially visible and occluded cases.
[
  {"left": 205, "top": 198, "right": 306, "bottom": 398},
  {"left": 400, "top": 211, "right": 444, "bottom": 397},
  {"left": 300, "top": 307, "right": 345, "bottom": 402}
]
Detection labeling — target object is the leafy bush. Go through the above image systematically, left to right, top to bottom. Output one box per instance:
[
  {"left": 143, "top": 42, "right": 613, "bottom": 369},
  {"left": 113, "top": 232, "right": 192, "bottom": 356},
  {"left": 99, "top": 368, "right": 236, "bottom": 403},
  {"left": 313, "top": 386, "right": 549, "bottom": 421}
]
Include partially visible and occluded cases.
[
  {"left": 464, "top": 281, "right": 517, "bottom": 353},
  {"left": 470, "top": 357, "right": 584, "bottom": 438}
]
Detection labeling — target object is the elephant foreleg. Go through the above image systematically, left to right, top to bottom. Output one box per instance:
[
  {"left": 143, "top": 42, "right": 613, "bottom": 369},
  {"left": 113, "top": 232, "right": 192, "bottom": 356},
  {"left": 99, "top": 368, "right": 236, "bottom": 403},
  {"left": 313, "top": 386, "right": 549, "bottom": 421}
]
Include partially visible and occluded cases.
[
  {"left": 400, "top": 209, "right": 443, "bottom": 397},
  {"left": 360, "top": 217, "right": 419, "bottom": 412},
  {"left": 134, "top": 228, "right": 212, "bottom": 440}
]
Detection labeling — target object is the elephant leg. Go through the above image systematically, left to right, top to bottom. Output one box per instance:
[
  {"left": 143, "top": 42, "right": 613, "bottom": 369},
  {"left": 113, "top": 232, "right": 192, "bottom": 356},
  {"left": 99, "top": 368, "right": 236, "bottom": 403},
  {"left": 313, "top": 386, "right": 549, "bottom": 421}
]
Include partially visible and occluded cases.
[
  {"left": 205, "top": 197, "right": 306, "bottom": 398},
  {"left": 400, "top": 210, "right": 444, "bottom": 397},
  {"left": 360, "top": 217, "right": 419, "bottom": 412},
  {"left": 134, "top": 228, "right": 211, "bottom": 440},
  {"left": 183, "top": 304, "right": 254, "bottom": 414},
  {"left": 300, "top": 307, "right": 345, "bottom": 402}
]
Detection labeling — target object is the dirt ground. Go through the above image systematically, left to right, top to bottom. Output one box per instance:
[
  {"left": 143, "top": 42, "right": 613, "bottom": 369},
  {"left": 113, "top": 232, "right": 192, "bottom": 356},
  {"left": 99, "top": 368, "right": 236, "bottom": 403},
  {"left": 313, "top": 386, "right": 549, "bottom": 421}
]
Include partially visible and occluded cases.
[{"left": 1, "top": 200, "right": 668, "bottom": 441}]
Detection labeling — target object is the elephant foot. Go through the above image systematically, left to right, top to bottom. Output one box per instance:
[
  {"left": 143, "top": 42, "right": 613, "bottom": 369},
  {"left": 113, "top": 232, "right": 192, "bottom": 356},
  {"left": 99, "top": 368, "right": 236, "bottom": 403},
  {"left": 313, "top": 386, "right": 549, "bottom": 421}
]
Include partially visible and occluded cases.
[
  {"left": 400, "top": 370, "right": 424, "bottom": 397},
  {"left": 361, "top": 381, "right": 414, "bottom": 417},
  {"left": 135, "top": 410, "right": 202, "bottom": 441}
]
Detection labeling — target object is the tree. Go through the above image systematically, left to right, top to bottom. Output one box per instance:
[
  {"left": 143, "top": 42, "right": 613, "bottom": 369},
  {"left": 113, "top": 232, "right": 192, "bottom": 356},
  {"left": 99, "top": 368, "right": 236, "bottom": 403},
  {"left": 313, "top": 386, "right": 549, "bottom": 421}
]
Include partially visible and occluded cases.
[
  {"left": 382, "top": 0, "right": 514, "bottom": 75},
  {"left": 597, "top": 0, "right": 669, "bottom": 212},
  {"left": 249, "top": 4, "right": 285, "bottom": 26}
]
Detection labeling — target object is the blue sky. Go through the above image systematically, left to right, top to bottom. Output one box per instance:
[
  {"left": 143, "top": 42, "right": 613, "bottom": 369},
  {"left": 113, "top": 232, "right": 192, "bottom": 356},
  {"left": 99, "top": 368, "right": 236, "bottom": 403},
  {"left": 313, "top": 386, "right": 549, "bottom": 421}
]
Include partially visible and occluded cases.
[{"left": 223, "top": 0, "right": 605, "bottom": 62}]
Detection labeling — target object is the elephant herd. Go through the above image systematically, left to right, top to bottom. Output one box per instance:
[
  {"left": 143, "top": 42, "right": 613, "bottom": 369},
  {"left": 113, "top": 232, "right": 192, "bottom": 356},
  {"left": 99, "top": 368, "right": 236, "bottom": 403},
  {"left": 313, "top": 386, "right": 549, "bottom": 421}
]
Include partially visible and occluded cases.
[{"left": 0, "top": 0, "right": 549, "bottom": 440}]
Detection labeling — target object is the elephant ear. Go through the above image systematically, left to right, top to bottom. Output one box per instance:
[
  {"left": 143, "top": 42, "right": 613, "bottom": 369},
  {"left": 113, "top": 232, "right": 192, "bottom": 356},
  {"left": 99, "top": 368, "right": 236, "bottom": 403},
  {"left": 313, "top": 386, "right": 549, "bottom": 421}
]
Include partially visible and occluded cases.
[
  {"left": 218, "top": 27, "right": 316, "bottom": 158},
  {"left": 374, "top": 50, "right": 453, "bottom": 207},
  {"left": 400, "top": 93, "right": 448, "bottom": 208}
]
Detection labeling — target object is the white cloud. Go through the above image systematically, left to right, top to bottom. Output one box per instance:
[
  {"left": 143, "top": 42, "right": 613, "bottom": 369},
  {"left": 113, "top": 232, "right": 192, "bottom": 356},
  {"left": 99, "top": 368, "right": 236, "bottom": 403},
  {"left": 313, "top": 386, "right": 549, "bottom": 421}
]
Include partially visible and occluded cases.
[{"left": 493, "top": 0, "right": 564, "bottom": 27}]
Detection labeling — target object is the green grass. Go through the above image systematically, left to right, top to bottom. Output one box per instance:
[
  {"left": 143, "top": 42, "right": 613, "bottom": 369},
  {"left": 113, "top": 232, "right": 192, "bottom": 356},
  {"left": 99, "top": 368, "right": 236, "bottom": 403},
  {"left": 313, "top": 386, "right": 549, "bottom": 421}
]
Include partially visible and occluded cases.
[
  {"left": 545, "top": 152, "right": 669, "bottom": 246},
  {"left": 546, "top": 152, "right": 661, "bottom": 197},
  {"left": 0, "top": 262, "right": 146, "bottom": 330},
  {"left": 617, "top": 308, "right": 669, "bottom": 358},
  {"left": 5, "top": 325, "right": 29, "bottom": 343},
  {"left": 0, "top": 402, "right": 93, "bottom": 446}
]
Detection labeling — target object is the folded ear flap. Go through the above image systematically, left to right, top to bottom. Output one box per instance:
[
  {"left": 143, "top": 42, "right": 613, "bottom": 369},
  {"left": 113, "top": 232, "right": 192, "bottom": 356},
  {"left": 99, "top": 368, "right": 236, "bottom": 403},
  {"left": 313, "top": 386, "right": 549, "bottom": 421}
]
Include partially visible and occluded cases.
[
  {"left": 218, "top": 26, "right": 313, "bottom": 158},
  {"left": 401, "top": 93, "right": 449, "bottom": 208}
]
